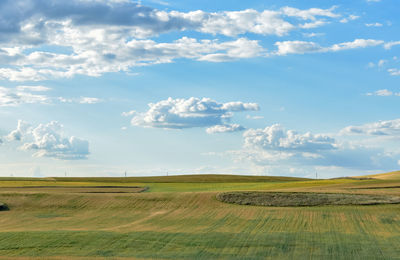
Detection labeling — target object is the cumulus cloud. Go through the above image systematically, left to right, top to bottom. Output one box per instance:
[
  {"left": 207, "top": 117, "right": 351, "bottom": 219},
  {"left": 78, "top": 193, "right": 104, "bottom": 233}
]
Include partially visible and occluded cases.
[
  {"left": 125, "top": 97, "right": 259, "bottom": 133},
  {"left": 340, "top": 119, "right": 400, "bottom": 136},
  {"left": 7, "top": 120, "right": 89, "bottom": 160},
  {"left": 7, "top": 120, "right": 31, "bottom": 141},
  {"left": 232, "top": 123, "right": 400, "bottom": 171},
  {"left": 243, "top": 124, "right": 336, "bottom": 152}
]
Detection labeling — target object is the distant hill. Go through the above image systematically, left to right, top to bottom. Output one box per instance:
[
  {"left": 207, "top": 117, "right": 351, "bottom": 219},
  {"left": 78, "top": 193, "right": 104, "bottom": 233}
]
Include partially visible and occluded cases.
[
  {"left": 360, "top": 170, "right": 400, "bottom": 180},
  {"left": 0, "top": 174, "right": 309, "bottom": 183},
  {"left": 53, "top": 174, "right": 311, "bottom": 183}
]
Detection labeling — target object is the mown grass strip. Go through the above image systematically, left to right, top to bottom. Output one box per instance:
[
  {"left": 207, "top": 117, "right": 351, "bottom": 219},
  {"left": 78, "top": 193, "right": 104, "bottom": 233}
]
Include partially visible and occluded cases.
[
  {"left": 217, "top": 192, "right": 400, "bottom": 207},
  {"left": 0, "top": 230, "right": 399, "bottom": 259}
]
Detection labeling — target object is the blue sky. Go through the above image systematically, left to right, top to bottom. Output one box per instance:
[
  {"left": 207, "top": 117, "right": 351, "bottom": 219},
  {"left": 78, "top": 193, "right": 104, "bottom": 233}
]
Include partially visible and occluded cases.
[{"left": 0, "top": 0, "right": 399, "bottom": 178}]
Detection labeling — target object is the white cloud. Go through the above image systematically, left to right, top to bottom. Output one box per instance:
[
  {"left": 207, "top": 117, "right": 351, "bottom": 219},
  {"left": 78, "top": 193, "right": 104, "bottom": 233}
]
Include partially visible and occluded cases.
[
  {"left": 0, "top": 1, "right": 345, "bottom": 81},
  {"left": 0, "top": 1, "right": 393, "bottom": 82},
  {"left": 280, "top": 6, "right": 339, "bottom": 20},
  {"left": 174, "top": 9, "right": 296, "bottom": 37},
  {"left": 340, "top": 15, "right": 360, "bottom": 23},
  {"left": 298, "top": 20, "right": 328, "bottom": 29},
  {"left": 365, "top": 23, "right": 383, "bottom": 27},
  {"left": 302, "top": 32, "right": 325, "bottom": 38},
  {"left": 0, "top": 37, "right": 266, "bottom": 81},
  {"left": 1, "top": 37, "right": 384, "bottom": 80},
  {"left": 275, "top": 39, "right": 384, "bottom": 55},
  {"left": 330, "top": 39, "right": 384, "bottom": 51},
  {"left": 275, "top": 41, "right": 322, "bottom": 55},
  {"left": 384, "top": 41, "right": 400, "bottom": 49},
  {"left": 378, "top": 59, "right": 387, "bottom": 67},
  {"left": 0, "top": 68, "right": 47, "bottom": 82},
  {"left": 388, "top": 68, "right": 400, "bottom": 76},
  {"left": 0, "top": 85, "right": 101, "bottom": 106},
  {"left": 0, "top": 86, "right": 50, "bottom": 106},
  {"left": 16, "top": 86, "right": 51, "bottom": 92},
  {"left": 366, "top": 89, "right": 399, "bottom": 96},
  {"left": 58, "top": 96, "right": 103, "bottom": 104},
  {"left": 79, "top": 97, "right": 102, "bottom": 104},
  {"left": 125, "top": 97, "right": 259, "bottom": 132},
  {"left": 221, "top": 101, "right": 259, "bottom": 111},
  {"left": 121, "top": 110, "right": 136, "bottom": 117},
  {"left": 246, "top": 115, "right": 264, "bottom": 120},
  {"left": 340, "top": 119, "right": 400, "bottom": 136},
  {"left": 6, "top": 120, "right": 31, "bottom": 141},
  {"left": 7, "top": 121, "right": 90, "bottom": 160},
  {"left": 230, "top": 123, "right": 400, "bottom": 171},
  {"left": 206, "top": 124, "right": 245, "bottom": 134},
  {"left": 244, "top": 124, "right": 336, "bottom": 152}
]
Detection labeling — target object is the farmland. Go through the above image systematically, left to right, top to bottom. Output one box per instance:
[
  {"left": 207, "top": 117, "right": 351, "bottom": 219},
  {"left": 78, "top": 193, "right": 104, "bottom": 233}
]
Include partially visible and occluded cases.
[{"left": 0, "top": 173, "right": 400, "bottom": 259}]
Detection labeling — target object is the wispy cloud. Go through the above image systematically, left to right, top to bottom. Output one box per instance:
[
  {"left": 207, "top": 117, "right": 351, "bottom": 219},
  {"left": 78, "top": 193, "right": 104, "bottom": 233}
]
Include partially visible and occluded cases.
[
  {"left": 0, "top": 86, "right": 102, "bottom": 106},
  {"left": 366, "top": 89, "right": 400, "bottom": 96}
]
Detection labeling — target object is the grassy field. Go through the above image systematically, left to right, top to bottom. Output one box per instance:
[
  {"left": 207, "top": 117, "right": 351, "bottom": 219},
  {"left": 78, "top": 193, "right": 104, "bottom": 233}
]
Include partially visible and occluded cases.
[{"left": 0, "top": 173, "right": 400, "bottom": 259}]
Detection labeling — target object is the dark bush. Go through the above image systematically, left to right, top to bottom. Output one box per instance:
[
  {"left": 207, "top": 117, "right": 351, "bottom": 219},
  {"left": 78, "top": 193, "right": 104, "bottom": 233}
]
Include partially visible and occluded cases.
[{"left": 0, "top": 203, "right": 9, "bottom": 211}]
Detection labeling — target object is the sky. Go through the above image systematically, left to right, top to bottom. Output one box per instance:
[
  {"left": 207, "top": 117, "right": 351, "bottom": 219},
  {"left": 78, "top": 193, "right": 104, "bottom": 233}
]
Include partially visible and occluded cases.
[{"left": 0, "top": 0, "right": 399, "bottom": 178}]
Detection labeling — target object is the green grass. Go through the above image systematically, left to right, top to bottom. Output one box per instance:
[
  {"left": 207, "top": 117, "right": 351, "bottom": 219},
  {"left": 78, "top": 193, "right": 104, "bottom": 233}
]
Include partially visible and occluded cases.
[
  {"left": 0, "top": 174, "right": 399, "bottom": 259},
  {"left": 0, "top": 230, "right": 399, "bottom": 259}
]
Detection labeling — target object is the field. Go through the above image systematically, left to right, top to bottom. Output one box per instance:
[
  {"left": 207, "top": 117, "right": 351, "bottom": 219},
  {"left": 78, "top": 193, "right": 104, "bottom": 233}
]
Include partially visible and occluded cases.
[{"left": 0, "top": 173, "right": 400, "bottom": 259}]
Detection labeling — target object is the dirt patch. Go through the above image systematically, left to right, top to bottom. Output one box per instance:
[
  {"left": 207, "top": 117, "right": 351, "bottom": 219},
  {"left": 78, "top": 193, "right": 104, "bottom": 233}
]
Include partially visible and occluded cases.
[
  {"left": 216, "top": 192, "right": 400, "bottom": 207},
  {"left": 0, "top": 202, "right": 9, "bottom": 211}
]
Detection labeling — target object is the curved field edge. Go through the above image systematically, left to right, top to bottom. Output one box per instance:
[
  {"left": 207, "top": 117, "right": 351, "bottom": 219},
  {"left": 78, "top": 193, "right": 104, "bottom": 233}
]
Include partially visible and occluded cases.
[{"left": 216, "top": 192, "right": 400, "bottom": 207}]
